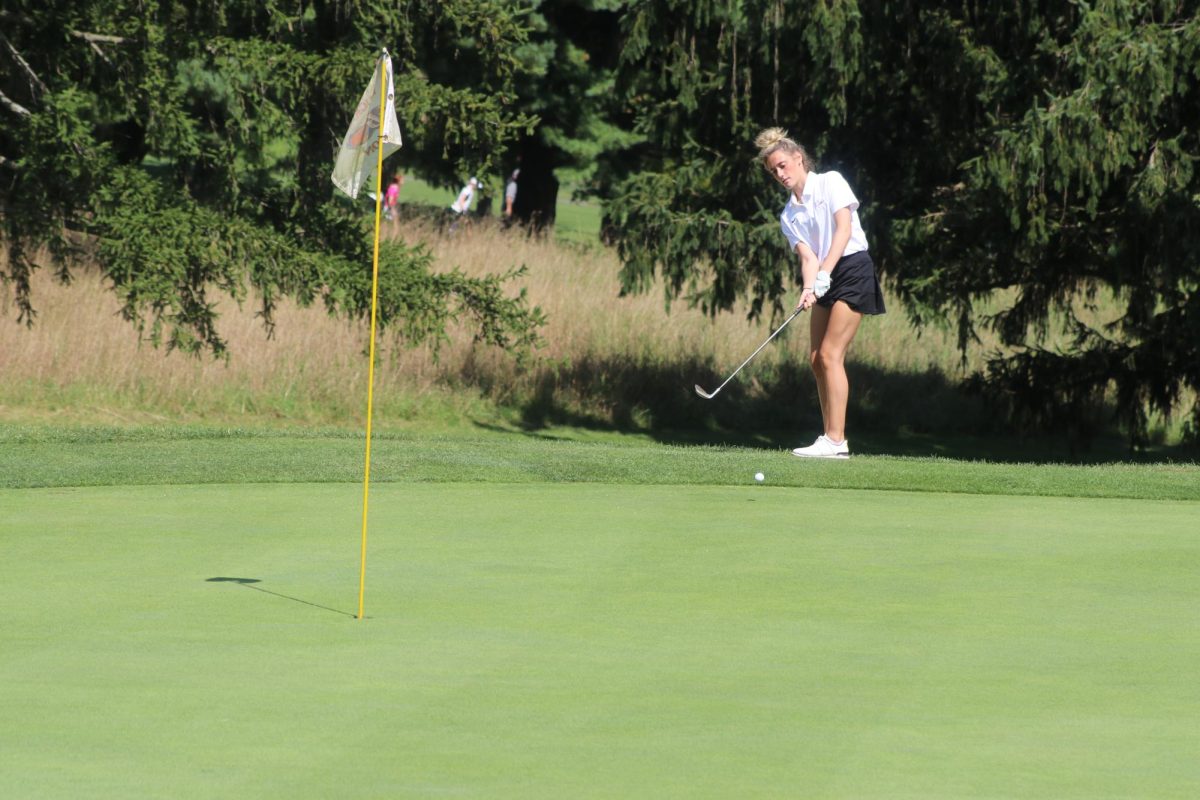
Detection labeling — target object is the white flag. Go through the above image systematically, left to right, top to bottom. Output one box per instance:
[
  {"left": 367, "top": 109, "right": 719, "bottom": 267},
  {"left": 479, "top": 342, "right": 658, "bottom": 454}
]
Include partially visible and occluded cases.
[{"left": 331, "top": 51, "right": 402, "bottom": 199}]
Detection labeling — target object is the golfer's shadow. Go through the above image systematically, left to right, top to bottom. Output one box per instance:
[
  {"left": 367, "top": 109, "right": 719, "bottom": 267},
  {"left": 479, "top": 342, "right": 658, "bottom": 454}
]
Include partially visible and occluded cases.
[{"left": 206, "top": 577, "right": 355, "bottom": 618}]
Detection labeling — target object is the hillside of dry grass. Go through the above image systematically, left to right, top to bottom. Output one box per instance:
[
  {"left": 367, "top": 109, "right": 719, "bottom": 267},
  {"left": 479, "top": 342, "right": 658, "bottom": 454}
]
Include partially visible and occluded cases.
[{"left": 0, "top": 220, "right": 1025, "bottom": 439}]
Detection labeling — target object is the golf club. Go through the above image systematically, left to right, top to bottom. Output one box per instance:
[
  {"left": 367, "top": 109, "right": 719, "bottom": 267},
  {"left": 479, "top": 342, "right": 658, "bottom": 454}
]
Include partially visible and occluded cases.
[{"left": 694, "top": 306, "right": 804, "bottom": 399}]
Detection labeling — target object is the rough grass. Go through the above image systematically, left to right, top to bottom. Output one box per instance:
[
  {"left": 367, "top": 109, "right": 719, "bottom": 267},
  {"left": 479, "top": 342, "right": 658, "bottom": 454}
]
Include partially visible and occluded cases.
[
  {"left": 2, "top": 219, "right": 1193, "bottom": 452},
  {"left": 1, "top": 222, "right": 975, "bottom": 431}
]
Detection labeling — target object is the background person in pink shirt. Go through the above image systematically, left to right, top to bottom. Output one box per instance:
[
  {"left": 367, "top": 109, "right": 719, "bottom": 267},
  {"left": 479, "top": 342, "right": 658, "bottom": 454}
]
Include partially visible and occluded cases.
[{"left": 384, "top": 172, "right": 404, "bottom": 236}]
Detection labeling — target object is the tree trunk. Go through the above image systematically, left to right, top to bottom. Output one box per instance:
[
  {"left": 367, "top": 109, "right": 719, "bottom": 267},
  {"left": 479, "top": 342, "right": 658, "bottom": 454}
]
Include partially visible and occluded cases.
[{"left": 512, "top": 136, "right": 558, "bottom": 233}]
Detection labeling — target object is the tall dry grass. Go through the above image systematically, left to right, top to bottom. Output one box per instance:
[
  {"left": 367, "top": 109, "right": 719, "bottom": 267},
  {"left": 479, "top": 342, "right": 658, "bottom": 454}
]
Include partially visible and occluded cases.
[{"left": 1, "top": 221, "right": 977, "bottom": 430}]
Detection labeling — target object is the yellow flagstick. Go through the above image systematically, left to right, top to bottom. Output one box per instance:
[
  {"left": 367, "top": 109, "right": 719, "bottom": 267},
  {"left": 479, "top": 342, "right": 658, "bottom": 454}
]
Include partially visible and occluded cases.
[{"left": 358, "top": 51, "right": 391, "bottom": 620}]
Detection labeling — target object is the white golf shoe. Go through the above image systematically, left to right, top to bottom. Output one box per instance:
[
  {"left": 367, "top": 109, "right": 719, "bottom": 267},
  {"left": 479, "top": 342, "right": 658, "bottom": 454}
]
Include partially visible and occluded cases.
[{"left": 791, "top": 435, "right": 850, "bottom": 459}]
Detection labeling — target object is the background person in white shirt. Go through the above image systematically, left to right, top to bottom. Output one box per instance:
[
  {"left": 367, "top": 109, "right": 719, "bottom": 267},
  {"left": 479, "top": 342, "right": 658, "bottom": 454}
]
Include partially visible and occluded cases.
[
  {"left": 755, "top": 127, "right": 886, "bottom": 459},
  {"left": 504, "top": 168, "right": 519, "bottom": 218},
  {"left": 448, "top": 176, "right": 479, "bottom": 233},
  {"left": 451, "top": 176, "right": 479, "bottom": 214}
]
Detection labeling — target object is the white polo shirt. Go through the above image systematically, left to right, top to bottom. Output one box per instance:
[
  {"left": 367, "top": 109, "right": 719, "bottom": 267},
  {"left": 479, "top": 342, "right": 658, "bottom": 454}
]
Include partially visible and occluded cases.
[
  {"left": 779, "top": 170, "right": 869, "bottom": 262},
  {"left": 451, "top": 180, "right": 477, "bottom": 213}
]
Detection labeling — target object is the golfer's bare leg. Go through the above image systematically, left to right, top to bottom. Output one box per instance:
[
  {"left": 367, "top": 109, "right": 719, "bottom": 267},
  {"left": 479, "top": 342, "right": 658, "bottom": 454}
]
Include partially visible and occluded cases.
[
  {"left": 811, "top": 300, "right": 862, "bottom": 442},
  {"left": 808, "top": 304, "right": 832, "bottom": 431}
]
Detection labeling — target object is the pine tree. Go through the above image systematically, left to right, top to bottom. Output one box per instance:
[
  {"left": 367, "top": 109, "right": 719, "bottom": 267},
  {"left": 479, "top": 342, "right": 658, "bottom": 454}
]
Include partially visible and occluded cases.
[
  {"left": 0, "top": 0, "right": 543, "bottom": 358},
  {"left": 500, "top": 0, "right": 638, "bottom": 232},
  {"left": 605, "top": 0, "right": 1200, "bottom": 444}
]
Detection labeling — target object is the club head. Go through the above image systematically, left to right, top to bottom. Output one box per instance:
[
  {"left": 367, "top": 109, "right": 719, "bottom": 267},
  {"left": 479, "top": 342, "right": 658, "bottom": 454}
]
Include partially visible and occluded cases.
[{"left": 694, "top": 384, "right": 718, "bottom": 400}]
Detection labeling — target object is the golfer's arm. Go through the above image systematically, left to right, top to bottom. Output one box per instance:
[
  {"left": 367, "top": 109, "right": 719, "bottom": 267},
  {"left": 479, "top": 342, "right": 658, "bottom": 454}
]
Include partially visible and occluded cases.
[
  {"left": 821, "top": 207, "right": 853, "bottom": 273},
  {"left": 796, "top": 242, "right": 819, "bottom": 298}
]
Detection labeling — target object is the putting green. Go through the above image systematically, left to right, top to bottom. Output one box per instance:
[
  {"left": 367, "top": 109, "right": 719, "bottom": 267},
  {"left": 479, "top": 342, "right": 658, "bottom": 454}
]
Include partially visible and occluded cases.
[{"left": 2, "top": 483, "right": 1197, "bottom": 798}]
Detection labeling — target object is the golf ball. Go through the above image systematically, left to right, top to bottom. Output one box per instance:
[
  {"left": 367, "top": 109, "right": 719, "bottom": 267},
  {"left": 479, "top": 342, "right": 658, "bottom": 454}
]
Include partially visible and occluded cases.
[{"left": 754, "top": 472, "right": 765, "bottom": 482}]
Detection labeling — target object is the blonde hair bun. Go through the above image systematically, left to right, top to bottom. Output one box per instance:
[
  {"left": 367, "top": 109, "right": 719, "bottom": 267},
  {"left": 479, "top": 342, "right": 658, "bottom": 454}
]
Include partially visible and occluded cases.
[
  {"left": 755, "top": 126, "right": 811, "bottom": 170},
  {"left": 754, "top": 127, "right": 791, "bottom": 151}
]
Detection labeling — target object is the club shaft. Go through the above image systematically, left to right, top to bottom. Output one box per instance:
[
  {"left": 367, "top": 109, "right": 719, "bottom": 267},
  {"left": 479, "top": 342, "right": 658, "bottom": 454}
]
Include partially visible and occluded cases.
[{"left": 707, "top": 307, "right": 803, "bottom": 396}]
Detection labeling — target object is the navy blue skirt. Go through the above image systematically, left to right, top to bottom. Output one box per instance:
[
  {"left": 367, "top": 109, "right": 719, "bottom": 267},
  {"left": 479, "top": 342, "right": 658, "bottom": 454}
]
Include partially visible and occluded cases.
[{"left": 816, "top": 250, "right": 886, "bottom": 315}]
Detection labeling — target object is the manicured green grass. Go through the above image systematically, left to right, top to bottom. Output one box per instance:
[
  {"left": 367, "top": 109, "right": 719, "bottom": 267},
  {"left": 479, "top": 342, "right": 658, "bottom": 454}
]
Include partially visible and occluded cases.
[
  {"left": 392, "top": 173, "right": 450, "bottom": 208},
  {"left": 397, "top": 174, "right": 602, "bottom": 244},
  {"left": 553, "top": 195, "right": 603, "bottom": 245},
  {"left": 2, "top": 424, "right": 1198, "bottom": 500},
  {"left": 2, "top": 425, "right": 1198, "bottom": 797},
  {"left": 3, "top": 478, "right": 1198, "bottom": 798}
]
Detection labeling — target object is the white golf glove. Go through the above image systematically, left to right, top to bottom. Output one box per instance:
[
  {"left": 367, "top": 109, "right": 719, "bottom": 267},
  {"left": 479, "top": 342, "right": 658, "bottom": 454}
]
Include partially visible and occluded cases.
[{"left": 813, "top": 270, "right": 831, "bottom": 298}]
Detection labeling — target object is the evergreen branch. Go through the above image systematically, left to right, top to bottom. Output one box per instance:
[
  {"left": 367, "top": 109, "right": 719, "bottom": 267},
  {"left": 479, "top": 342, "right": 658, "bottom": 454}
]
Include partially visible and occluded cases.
[
  {"left": 0, "top": 10, "right": 33, "bottom": 26},
  {"left": 70, "top": 30, "right": 129, "bottom": 45},
  {"left": 70, "top": 30, "right": 127, "bottom": 66},
  {"left": 0, "top": 31, "right": 48, "bottom": 98},
  {"left": 86, "top": 40, "right": 112, "bottom": 65},
  {"left": 0, "top": 88, "right": 31, "bottom": 117}
]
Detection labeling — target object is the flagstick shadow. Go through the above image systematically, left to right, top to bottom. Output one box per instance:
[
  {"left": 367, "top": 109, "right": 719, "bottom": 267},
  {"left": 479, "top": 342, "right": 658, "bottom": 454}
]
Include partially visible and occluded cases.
[{"left": 206, "top": 577, "right": 356, "bottom": 618}]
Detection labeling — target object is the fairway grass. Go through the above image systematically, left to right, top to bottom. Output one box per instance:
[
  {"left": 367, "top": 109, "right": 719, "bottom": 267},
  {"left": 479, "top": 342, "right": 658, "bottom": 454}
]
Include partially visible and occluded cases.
[
  {"left": 1, "top": 424, "right": 1199, "bottom": 500},
  {"left": 3, "top": 480, "right": 1198, "bottom": 798}
]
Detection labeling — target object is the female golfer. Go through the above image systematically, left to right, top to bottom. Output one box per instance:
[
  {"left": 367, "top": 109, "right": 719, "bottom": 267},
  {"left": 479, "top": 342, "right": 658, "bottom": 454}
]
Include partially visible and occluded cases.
[{"left": 755, "top": 127, "right": 885, "bottom": 458}]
